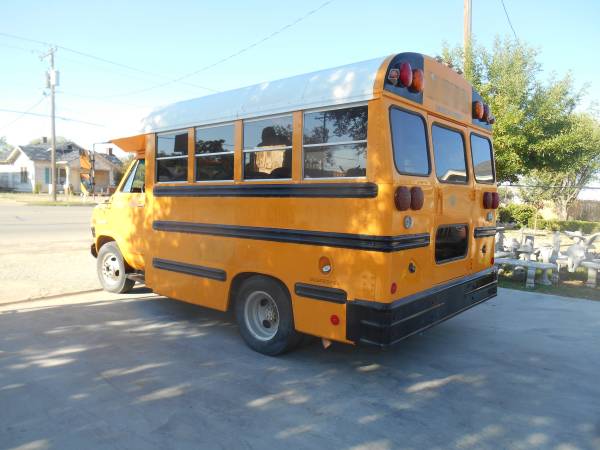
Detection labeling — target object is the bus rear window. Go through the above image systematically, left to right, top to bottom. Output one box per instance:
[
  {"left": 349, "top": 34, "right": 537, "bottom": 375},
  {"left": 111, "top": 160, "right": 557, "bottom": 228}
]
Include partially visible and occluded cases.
[
  {"left": 390, "top": 108, "right": 430, "bottom": 176},
  {"left": 432, "top": 125, "right": 467, "bottom": 184},
  {"left": 470, "top": 134, "right": 495, "bottom": 183}
]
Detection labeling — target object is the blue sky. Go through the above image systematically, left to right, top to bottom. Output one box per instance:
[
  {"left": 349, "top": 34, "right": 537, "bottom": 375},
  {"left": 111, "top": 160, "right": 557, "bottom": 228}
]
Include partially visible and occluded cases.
[{"left": 1, "top": 0, "right": 599, "bottom": 149}]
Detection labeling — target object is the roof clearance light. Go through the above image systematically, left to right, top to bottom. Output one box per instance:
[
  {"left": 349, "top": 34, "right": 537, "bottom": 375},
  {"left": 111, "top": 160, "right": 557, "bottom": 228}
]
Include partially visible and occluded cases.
[
  {"left": 399, "top": 62, "right": 413, "bottom": 87},
  {"left": 388, "top": 68, "right": 400, "bottom": 86},
  {"left": 410, "top": 69, "right": 424, "bottom": 93},
  {"left": 473, "top": 101, "right": 484, "bottom": 120}
]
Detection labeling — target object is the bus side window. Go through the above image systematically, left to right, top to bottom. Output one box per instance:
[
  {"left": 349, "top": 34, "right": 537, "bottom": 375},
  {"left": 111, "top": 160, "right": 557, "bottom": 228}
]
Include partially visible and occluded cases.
[
  {"left": 303, "top": 105, "right": 367, "bottom": 178},
  {"left": 243, "top": 116, "right": 293, "bottom": 180},
  {"left": 156, "top": 130, "right": 188, "bottom": 182},
  {"left": 470, "top": 134, "right": 495, "bottom": 183},
  {"left": 122, "top": 160, "right": 139, "bottom": 193},
  {"left": 130, "top": 160, "right": 146, "bottom": 193}
]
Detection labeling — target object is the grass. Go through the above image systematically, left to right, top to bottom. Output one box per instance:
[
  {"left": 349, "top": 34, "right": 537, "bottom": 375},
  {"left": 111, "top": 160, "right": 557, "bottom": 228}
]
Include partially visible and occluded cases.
[
  {"left": 0, "top": 192, "right": 101, "bottom": 206},
  {"left": 498, "top": 270, "right": 600, "bottom": 301}
]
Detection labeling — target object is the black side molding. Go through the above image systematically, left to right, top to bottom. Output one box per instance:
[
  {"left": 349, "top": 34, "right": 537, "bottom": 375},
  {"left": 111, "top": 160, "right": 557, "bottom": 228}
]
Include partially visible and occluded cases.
[
  {"left": 154, "top": 182, "right": 378, "bottom": 198},
  {"left": 153, "top": 221, "right": 430, "bottom": 253},
  {"left": 474, "top": 226, "right": 498, "bottom": 238},
  {"left": 152, "top": 258, "right": 226, "bottom": 281},
  {"left": 294, "top": 283, "right": 347, "bottom": 304}
]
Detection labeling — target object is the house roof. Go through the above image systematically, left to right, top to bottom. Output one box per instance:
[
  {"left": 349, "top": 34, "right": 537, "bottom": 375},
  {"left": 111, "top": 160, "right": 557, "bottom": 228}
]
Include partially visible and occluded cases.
[
  {"left": 139, "top": 56, "right": 388, "bottom": 134},
  {"left": 18, "top": 142, "right": 85, "bottom": 162},
  {"left": 96, "top": 152, "right": 122, "bottom": 167}
]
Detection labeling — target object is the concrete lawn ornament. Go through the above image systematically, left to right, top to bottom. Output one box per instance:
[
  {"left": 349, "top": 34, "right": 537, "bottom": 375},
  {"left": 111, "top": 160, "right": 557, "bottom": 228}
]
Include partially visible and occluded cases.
[{"left": 563, "top": 232, "right": 600, "bottom": 272}]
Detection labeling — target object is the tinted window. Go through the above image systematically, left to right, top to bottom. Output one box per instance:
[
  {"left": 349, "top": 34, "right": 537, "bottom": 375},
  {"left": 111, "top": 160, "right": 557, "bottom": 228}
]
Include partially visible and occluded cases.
[
  {"left": 303, "top": 106, "right": 367, "bottom": 144},
  {"left": 303, "top": 106, "right": 367, "bottom": 178},
  {"left": 390, "top": 108, "right": 430, "bottom": 176},
  {"left": 243, "top": 115, "right": 292, "bottom": 180},
  {"left": 244, "top": 116, "right": 292, "bottom": 149},
  {"left": 195, "top": 124, "right": 234, "bottom": 181},
  {"left": 196, "top": 124, "right": 235, "bottom": 154},
  {"left": 432, "top": 125, "right": 467, "bottom": 183},
  {"left": 156, "top": 130, "right": 188, "bottom": 182},
  {"left": 157, "top": 130, "right": 188, "bottom": 158},
  {"left": 470, "top": 134, "right": 494, "bottom": 183},
  {"left": 304, "top": 144, "right": 366, "bottom": 178},
  {"left": 244, "top": 149, "right": 292, "bottom": 180},
  {"left": 157, "top": 158, "right": 187, "bottom": 182},
  {"left": 435, "top": 224, "right": 469, "bottom": 263}
]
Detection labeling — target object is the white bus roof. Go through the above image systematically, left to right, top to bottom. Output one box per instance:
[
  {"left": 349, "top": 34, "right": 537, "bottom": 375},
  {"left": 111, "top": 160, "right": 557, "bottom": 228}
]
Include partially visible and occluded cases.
[{"left": 140, "top": 56, "right": 388, "bottom": 134}]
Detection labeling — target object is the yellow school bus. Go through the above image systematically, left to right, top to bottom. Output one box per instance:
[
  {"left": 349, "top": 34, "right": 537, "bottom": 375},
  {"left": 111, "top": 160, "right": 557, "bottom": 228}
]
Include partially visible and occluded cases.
[{"left": 91, "top": 52, "right": 499, "bottom": 355}]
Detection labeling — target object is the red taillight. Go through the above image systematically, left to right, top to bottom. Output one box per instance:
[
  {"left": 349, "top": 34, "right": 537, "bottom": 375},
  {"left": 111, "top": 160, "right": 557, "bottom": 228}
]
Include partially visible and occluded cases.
[
  {"left": 399, "top": 62, "right": 412, "bottom": 87},
  {"left": 388, "top": 68, "right": 400, "bottom": 86},
  {"left": 410, "top": 69, "right": 424, "bottom": 93},
  {"left": 473, "top": 101, "right": 484, "bottom": 120},
  {"left": 394, "top": 186, "right": 411, "bottom": 211},
  {"left": 410, "top": 186, "right": 424, "bottom": 210},
  {"left": 483, "top": 192, "right": 493, "bottom": 209},
  {"left": 491, "top": 192, "right": 500, "bottom": 209},
  {"left": 491, "top": 255, "right": 495, "bottom": 266},
  {"left": 390, "top": 282, "right": 397, "bottom": 294},
  {"left": 330, "top": 314, "right": 340, "bottom": 326}
]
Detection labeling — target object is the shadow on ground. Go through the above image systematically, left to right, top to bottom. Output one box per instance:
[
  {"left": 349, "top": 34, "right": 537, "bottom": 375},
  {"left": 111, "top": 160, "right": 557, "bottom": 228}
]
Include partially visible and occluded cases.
[{"left": 1, "top": 288, "right": 599, "bottom": 450}]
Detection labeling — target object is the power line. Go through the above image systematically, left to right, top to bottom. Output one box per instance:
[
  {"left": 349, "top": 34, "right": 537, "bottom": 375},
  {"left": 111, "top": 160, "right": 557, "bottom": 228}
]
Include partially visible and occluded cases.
[
  {"left": 106, "top": 0, "right": 335, "bottom": 98},
  {"left": 499, "top": 0, "right": 518, "bottom": 41},
  {"left": 0, "top": 32, "right": 217, "bottom": 93},
  {"left": 0, "top": 97, "right": 46, "bottom": 133},
  {"left": 0, "top": 108, "right": 106, "bottom": 127}
]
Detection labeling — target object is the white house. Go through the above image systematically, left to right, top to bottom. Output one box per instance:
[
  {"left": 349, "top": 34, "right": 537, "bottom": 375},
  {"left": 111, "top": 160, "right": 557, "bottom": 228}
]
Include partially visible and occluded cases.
[{"left": 0, "top": 140, "right": 123, "bottom": 194}]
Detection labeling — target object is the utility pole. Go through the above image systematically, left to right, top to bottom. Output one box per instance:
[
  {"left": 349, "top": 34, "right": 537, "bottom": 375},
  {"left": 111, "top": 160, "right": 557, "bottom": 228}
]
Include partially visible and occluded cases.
[
  {"left": 463, "top": 0, "right": 472, "bottom": 58},
  {"left": 42, "top": 47, "right": 59, "bottom": 201}
]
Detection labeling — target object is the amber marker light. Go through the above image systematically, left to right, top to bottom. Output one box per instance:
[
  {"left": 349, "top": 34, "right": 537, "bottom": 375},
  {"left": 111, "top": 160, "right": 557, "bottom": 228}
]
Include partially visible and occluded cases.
[
  {"left": 410, "top": 68, "right": 424, "bottom": 93},
  {"left": 473, "top": 101, "right": 484, "bottom": 120},
  {"left": 482, "top": 104, "right": 490, "bottom": 122}
]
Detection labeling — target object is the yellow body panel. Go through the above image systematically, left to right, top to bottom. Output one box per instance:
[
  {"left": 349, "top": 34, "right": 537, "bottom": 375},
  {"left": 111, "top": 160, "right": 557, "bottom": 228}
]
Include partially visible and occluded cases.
[{"left": 92, "top": 53, "right": 496, "bottom": 344}]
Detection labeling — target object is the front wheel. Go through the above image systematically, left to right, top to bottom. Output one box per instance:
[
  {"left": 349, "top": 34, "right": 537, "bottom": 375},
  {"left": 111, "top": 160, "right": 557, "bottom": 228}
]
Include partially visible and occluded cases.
[
  {"left": 96, "top": 242, "right": 135, "bottom": 294},
  {"left": 235, "top": 276, "right": 300, "bottom": 355}
]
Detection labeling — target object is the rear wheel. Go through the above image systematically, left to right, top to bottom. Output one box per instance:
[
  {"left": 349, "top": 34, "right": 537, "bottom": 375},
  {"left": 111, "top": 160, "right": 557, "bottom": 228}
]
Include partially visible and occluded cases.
[
  {"left": 96, "top": 242, "right": 135, "bottom": 294},
  {"left": 235, "top": 276, "right": 300, "bottom": 355}
]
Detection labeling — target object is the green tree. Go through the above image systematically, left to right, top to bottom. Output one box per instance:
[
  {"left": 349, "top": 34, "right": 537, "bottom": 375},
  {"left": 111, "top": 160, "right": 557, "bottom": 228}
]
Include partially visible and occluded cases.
[
  {"left": 441, "top": 37, "right": 583, "bottom": 182},
  {"left": 520, "top": 114, "right": 600, "bottom": 220}
]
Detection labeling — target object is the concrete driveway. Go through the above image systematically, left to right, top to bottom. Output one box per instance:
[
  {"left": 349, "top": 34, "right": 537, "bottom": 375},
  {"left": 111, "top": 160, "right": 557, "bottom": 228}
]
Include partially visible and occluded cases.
[
  {"left": 0, "top": 198, "right": 99, "bottom": 303},
  {"left": 1, "top": 288, "right": 598, "bottom": 450}
]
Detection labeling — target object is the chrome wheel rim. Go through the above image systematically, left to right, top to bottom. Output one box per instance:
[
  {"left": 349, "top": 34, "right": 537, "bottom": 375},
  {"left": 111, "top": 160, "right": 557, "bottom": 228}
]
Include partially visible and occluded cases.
[
  {"left": 101, "top": 252, "right": 121, "bottom": 286},
  {"left": 244, "top": 291, "right": 279, "bottom": 341}
]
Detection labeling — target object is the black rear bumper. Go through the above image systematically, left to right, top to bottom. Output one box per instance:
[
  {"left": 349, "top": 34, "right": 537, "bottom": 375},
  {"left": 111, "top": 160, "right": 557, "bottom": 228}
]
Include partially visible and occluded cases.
[{"left": 347, "top": 269, "right": 497, "bottom": 347}]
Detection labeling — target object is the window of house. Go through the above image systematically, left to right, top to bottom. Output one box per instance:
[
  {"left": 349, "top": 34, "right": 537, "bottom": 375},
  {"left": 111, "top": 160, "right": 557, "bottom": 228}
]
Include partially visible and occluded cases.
[
  {"left": 303, "top": 105, "right": 367, "bottom": 178},
  {"left": 390, "top": 108, "right": 430, "bottom": 176},
  {"left": 243, "top": 115, "right": 293, "bottom": 180},
  {"left": 195, "top": 124, "right": 234, "bottom": 181},
  {"left": 431, "top": 125, "right": 468, "bottom": 183},
  {"left": 156, "top": 130, "right": 188, "bottom": 182},
  {"left": 470, "top": 134, "right": 495, "bottom": 183},
  {"left": 20, "top": 167, "right": 28, "bottom": 183}
]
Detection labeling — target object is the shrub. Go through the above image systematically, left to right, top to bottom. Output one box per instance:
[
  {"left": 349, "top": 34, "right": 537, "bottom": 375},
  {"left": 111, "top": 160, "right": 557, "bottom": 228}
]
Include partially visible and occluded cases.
[
  {"left": 32, "top": 182, "right": 41, "bottom": 194},
  {"left": 498, "top": 203, "right": 539, "bottom": 227},
  {"left": 528, "top": 219, "right": 600, "bottom": 233}
]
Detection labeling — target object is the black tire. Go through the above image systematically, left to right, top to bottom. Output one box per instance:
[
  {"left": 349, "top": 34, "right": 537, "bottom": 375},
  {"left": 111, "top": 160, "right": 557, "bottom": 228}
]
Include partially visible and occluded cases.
[
  {"left": 96, "top": 241, "right": 135, "bottom": 294},
  {"left": 235, "top": 276, "right": 300, "bottom": 356}
]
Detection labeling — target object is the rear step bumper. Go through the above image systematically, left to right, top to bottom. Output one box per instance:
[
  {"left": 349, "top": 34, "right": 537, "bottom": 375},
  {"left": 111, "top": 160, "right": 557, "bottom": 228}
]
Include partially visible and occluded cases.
[{"left": 347, "top": 268, "right": 497, "bottom": 347}]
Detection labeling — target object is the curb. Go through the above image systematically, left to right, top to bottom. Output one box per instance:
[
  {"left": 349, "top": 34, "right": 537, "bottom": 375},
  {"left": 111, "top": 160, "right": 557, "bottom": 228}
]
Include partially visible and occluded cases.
[{"left": 0, "top": 288, "right": 104, "bottom": 308}]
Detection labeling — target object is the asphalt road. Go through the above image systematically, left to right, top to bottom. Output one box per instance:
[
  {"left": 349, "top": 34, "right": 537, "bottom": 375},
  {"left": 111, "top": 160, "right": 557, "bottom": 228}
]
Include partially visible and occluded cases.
[
  {"left": 0, "top": 198, "right": 99, "bottom": 302},
  {"left": 1, "top": 288, "right": 598, "bottom": 450}
]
